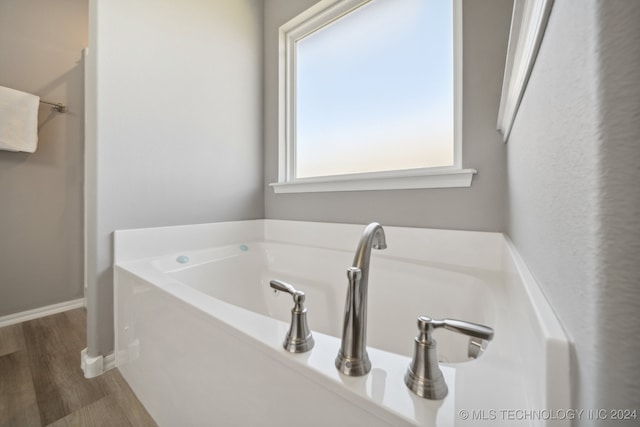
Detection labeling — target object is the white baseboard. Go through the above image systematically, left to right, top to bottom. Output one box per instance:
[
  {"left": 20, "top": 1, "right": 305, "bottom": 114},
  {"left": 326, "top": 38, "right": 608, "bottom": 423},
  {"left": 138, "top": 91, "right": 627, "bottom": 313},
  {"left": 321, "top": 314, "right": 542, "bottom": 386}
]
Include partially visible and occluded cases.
[
  {"left": 0, "top": 298, "right": 86, "bottom": 328},
  {"left": 0, "top": 299, "right": 116, "bottom": 379},
  {"left": 81, "top": 348, "right": 116, "bottom": 378},
  {"left": 104, "top": 352, "right": 116, "bottom": 371}
]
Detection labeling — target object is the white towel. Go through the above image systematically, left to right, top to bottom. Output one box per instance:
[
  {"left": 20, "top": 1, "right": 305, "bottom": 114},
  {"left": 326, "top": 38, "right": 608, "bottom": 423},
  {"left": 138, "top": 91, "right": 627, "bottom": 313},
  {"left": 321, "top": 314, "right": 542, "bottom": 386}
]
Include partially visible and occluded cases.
[{"left": 0, "top": 86, "right": 40, "bottom": 153}]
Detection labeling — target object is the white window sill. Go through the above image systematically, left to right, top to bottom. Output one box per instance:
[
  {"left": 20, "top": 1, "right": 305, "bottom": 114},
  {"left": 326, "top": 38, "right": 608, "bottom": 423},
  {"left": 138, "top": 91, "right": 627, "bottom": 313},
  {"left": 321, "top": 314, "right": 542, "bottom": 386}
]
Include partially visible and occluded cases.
[{"left": 269, "top": 168, "right": 477, "bottom": 194}]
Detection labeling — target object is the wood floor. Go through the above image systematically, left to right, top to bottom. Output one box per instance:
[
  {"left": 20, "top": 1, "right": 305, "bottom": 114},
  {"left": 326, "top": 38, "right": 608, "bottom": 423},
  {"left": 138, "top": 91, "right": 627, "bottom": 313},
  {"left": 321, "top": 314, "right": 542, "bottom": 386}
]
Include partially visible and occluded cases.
[{"left": 0, "top": 308, "right": 157, "bottom": 427}]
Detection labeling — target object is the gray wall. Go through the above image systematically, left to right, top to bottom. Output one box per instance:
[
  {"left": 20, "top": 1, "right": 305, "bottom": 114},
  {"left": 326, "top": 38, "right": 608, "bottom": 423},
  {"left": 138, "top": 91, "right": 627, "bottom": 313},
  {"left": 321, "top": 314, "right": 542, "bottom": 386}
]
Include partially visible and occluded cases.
[
  {"left": 0, "top": 0, "right": 87, "bottom": 316},
  {"left": 86, "top": 0, "right": 264, "bottom": 356},
  {"left": 264, "top": 0, "right": 513, "bottom": 232},
  {"left": 506, "top": 0, "right": 640, "bottom": 419}
]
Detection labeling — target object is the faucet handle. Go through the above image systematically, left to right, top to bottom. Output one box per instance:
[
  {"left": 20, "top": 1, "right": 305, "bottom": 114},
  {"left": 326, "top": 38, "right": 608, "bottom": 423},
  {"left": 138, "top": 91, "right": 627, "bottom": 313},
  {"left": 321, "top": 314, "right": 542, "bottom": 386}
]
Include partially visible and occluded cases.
[
  {"left": 270, "top": 279, "right": 305, "bottom": 303},
  {"left": 269, "top": 280, "right": 314, "bottom": 353},
  {"left": 405, "top": 316, "right": 495, "bottom": 400},
  {"left": 417, "top": 316, "right": 494, "bottom": 342}
]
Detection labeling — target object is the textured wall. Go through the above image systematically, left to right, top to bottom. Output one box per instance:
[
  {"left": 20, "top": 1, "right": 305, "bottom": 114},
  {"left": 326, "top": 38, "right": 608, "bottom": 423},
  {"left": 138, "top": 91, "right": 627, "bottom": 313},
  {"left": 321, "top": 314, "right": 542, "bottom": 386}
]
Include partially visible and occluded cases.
[
  {"left": 0, "top": 0, "right": 87, "bottom": 316},
  {"left": 86, "top": 0, "right": 264, "bottom": 356},
  {"left": 263, "top": 0, "right": 512, "bottom": 232},
  {"left": 507, "top": 0, "right": 640, "bottom": 419},
  {"left": 591, "top": 0, "right": 640, "bottom": 413}
]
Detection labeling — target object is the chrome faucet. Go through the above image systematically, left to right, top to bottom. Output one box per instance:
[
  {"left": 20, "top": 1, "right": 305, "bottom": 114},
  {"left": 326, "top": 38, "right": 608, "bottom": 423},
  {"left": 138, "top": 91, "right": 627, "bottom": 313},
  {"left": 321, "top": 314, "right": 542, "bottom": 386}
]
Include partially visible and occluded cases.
[{"left": 335, "top": 222, "right": 387, "bottom": 376}]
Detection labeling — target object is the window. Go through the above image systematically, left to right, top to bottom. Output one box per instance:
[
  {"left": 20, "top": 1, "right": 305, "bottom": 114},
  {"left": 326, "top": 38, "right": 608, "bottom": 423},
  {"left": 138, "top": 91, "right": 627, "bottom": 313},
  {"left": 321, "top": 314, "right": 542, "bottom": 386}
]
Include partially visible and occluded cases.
[{"left": 271, "top": 0, "right": 474, "bottom": 193}]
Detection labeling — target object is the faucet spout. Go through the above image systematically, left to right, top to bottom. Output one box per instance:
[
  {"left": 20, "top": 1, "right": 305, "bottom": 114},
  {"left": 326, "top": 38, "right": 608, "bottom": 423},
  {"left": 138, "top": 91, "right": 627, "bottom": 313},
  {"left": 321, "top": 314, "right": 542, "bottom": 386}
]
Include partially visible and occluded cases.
[{"left": 336, "top": 222, "right": 386, "bottom": 376}]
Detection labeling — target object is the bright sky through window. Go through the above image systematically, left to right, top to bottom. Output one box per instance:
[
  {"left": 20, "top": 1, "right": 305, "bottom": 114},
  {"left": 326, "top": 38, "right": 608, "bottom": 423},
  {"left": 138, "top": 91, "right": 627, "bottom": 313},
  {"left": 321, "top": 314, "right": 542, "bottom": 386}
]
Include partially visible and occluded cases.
[{"left": 295, "top": 0, "right": 453, "bottom": 179}]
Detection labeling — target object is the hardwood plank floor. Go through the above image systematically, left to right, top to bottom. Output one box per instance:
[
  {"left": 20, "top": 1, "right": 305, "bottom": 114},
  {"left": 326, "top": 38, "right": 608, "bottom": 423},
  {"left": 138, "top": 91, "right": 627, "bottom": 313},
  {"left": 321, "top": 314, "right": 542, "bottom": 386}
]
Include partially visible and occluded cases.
[
  {"left": 0, "top": 308, "right": 157, "bottom": 427},
  {"left": 0, "top": 324, "right": 25, "bottom": 357},
  {"left": 0, "top": 349, "right": 41, "bottom": 427}
]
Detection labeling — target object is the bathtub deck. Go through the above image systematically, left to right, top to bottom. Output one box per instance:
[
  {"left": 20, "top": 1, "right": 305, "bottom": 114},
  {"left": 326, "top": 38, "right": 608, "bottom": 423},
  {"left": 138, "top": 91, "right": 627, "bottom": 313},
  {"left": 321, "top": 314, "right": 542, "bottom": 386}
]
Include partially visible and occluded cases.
[{"left": 0, "top": 308, "right": 156, "bottom": 427}]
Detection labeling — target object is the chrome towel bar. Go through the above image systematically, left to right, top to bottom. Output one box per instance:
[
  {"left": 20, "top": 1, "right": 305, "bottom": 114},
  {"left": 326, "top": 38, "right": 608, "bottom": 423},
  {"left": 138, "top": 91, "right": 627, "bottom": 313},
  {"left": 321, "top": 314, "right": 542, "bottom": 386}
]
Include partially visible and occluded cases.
[{"left": 39, "top": 99, "right": 67, "bottom": 113}]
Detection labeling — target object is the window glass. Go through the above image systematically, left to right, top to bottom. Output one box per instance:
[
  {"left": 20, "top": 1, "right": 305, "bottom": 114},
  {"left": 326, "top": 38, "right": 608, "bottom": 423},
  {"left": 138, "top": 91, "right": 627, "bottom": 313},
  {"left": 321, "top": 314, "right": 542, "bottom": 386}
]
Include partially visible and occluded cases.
[{"left": 295, "top": 0, "right": 454, "bottom": 179}]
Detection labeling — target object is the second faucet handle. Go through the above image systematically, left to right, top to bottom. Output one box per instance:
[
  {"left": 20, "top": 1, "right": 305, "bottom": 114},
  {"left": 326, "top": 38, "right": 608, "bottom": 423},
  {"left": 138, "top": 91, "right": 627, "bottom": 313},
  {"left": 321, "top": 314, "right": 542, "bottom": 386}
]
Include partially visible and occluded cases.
[
  {"left": 270, "top": 280, "right": 314, "bottom": 353},
  {"left": 405, "top": 316, "right": 495, "bottom": 400},
  {"left": 418, "top": 316, "right": 494, "bottom": 342}
]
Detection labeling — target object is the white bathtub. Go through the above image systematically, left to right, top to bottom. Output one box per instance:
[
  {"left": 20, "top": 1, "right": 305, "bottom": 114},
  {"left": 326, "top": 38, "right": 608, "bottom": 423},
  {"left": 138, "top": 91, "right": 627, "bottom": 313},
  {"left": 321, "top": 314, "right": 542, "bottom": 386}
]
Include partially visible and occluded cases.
[{"left": 114, "top": 220, "right": 570, "bottom": 426}]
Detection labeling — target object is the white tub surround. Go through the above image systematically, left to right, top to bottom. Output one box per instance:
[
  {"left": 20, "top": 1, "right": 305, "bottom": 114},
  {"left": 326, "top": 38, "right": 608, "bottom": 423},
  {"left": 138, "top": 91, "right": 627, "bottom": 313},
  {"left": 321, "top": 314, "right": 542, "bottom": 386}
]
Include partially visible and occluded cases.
[{"left": 114, "top": 220, "right": 570, "bottom": 426}]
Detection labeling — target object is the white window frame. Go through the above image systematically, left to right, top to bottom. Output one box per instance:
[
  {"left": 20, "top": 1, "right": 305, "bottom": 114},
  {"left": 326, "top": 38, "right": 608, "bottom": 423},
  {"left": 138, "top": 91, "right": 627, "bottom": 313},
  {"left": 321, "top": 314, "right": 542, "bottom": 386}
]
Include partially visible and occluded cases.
[
  {"left": 270, "top": 0, "right": 474, "bottom": 194},
  {"left": 497, "top": 0, "right": 554, "bottom": 142}
]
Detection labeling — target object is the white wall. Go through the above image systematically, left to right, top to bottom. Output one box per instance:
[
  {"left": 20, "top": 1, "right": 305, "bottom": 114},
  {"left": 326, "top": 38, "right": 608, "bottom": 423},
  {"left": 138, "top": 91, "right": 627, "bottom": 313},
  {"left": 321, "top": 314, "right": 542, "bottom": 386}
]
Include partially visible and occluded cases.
[
  {"left": 0, "top": 0, "right": 87, "bottom": 316},
  {"left": 86, "top": 0, "right": 264, "bottom": 356},
  {"left": 263, "top": 0, "right": 513, "bottom": 232},
  {"left": 506, "top": 0, "right": 640, "bottom": 420}
]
